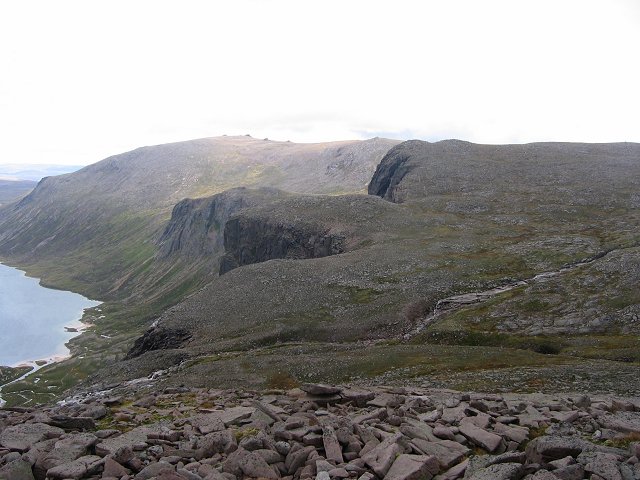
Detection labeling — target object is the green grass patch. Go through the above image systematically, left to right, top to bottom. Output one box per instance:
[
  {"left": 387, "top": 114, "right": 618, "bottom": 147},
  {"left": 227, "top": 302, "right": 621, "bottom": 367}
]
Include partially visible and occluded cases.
[
  {"left": 344, "top": 286, "right": 382, "bottom": 304},
  {"left": 603, "top": 291, "right": 640, "bottom": 309},
  {"left": 518, "top": 299, "right": 551, "bottom": 312},
  {"left": 414, "top": 330, "right": 565, "bottom": 355},
  {"left": 563, "top": 335, "right": 640, "bottom": 363},
  {"left": 0, "top": 365, "right": 33, "bottom": 385},
  {"left": 266, "top": 371, "right": 300, "bottom": 389},
  {"left": 601, "top": 432, "right": 640, "bottom": 449}
]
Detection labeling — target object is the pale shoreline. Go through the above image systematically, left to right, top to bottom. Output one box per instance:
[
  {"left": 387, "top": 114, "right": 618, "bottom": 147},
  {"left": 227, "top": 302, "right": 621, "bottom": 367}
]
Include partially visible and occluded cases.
[
  {"left": 0, "top": 262, "right": 101, "bottom": 406},
  {"left": 7, "top": 305, "right": 100, "bottom": 369},
  {"left": 0, "top": 307, "right": 100, "bottom": 407},
  {"left": 0, "top": 312, "right": 98, "bottom": 407}
]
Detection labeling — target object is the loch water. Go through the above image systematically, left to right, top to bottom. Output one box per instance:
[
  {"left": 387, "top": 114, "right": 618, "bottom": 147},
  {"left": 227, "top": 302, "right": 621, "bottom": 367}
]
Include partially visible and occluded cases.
[{"left": 0, "top": 263, "right": 100, "bottom": 367}]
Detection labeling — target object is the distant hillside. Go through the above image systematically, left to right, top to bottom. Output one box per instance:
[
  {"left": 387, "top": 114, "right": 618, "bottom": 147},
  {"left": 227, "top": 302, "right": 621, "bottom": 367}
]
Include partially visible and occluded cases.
[
  {"left": 0, "top": 136, "right": 398, "bottom": 303},
  {"left": 0, "top": 164, "right": 83, "bottom": 181},
  {"left": 0, "top": 179, "right": 36, "bottom": 206}
]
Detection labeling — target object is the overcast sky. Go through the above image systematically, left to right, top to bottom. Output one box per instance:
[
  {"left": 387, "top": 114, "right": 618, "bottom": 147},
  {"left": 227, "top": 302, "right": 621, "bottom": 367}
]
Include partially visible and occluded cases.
[{"left": 1, "top": 0, "right": 639, "bottom": 166}]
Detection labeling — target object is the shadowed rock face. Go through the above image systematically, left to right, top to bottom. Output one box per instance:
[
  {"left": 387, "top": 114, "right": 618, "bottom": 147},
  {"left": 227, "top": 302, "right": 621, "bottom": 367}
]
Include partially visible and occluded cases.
[
  {"left": 367, "top": 140, "right": 424, "bottom": 202},
  {"left": 157, "top": 187, "right": 287, "bottom": 259},
  {"left": 158, "top": 187, "right": 349, "bottom": 275},
  {"left": 219, "top": 215, "right": 345, "bottom": 274},
  {"left": 125, "top": 326, "right": 192, "bottom": 359}
]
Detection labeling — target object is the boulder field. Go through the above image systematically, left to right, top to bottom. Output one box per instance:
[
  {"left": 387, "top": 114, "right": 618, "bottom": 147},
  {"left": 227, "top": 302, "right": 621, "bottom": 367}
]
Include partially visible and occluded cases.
[{"left": 1, "top": 384, "right": 639, "bottom": 480}]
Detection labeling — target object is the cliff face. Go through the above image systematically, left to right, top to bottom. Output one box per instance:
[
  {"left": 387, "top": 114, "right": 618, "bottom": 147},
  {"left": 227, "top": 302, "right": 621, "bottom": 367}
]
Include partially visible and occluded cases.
[
  {"left": 367, "top": 140, "right": 424, "bottom": 202},
  {"left": 157, "top": 187, "right": 287, "bottom": 259},
  {"left": 157, "top": 187, "right": 370, "bottom": 276},
  {"left": 215, "top": 193, "right": 402, "bottom": 275},
  {"left": 219, "top": 215, "right": 346, "bottom": 274},
  {"left": 125, "top": 325, "right": 192, "bottom": 359}
]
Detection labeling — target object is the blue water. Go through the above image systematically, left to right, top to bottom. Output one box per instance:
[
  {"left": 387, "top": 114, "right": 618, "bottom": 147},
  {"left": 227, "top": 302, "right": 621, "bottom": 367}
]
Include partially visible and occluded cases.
[{"left": 0, "top": 263, "right": 100, "bottom": 366}]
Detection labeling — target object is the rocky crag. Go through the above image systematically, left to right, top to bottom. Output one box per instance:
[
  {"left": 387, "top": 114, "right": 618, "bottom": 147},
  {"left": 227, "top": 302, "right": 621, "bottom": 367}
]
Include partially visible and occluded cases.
[{"left": 1, "top": 384, "right": 639, "bottom": 480}]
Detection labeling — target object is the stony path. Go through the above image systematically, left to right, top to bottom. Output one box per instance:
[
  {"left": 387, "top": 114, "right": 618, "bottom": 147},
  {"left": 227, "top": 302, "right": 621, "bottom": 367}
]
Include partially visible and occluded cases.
[{"left": 1, "top": 384, "right": 639, "bottom": 479}]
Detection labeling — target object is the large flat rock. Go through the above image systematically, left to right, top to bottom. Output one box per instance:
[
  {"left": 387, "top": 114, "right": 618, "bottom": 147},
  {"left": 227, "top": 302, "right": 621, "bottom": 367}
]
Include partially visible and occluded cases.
[
  {"left": 194, "top": 406, "right": 255, "bottom": 428},
  {"left": 597, "top": 411, "right": 640, "bottom": 434},
  {"left": 0, "top": 423, "right": 64, "bottom": 453},
  {"left": 458, "top": 423, "right": 503, "bottom": 453},
  {"left": 95, "top": 425, "right": 165, "bottom": 456},
  {"left": 383, "top": 454, "right": 439, "bottom": 480},
  {"left": 45, "top": 455, "right": 102, "bottom": 480},
  {"left": 0, "top": 459, "right": 35, "bottom": 480}
]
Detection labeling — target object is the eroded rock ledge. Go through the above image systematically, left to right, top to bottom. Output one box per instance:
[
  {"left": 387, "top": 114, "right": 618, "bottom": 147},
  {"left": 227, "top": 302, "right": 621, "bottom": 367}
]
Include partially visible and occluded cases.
[
  {"left": 157, "top": 188, "right": 287, "bottom": 259},
  {"left": 219, "top": 216, "right": 345, "bottom": 275},
  {"left": 126, "top": 327, "right": 192, "bottom": 360},
  {"left": 1, "top": 384, "right": 639, "bottom": 480}
]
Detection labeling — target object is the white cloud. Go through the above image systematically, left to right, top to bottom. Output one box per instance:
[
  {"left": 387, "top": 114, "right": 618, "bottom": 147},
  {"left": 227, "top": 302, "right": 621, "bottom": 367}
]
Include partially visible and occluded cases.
[{"left": 0, "top": 0, "right": 638, "bottom": 165}]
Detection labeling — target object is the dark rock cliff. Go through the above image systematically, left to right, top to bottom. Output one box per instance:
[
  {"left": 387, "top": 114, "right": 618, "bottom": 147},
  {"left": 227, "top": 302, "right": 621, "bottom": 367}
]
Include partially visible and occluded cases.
[
  {"left": 367, "top": 139, "right": 425, "bottom": 202},
  {"left": 157, "top": 187, "right": 287, "bottom": 259},
  {"left": 158, "top": 187, "right": 354, "bottom": 276},
  {"left": 219, "top": 215, "right": 346, "bottom": 274},
  {"left": 125, "top": 325, "right": 192, "bottom": 359}
]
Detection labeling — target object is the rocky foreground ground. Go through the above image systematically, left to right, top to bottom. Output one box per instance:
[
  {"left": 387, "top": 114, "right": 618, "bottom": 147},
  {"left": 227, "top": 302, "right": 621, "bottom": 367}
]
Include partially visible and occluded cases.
[{"left": 1, "top": 384, "right": 639, "bottom": 480}]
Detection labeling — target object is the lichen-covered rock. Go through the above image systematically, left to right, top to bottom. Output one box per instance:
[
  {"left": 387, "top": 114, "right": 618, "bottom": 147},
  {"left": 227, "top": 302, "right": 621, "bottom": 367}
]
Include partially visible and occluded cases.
[
  {"left": 458, "top": 423, "right": 503, "bottom": 453},
  {"left": 362, "top": 433, "right": 408, "bottom": 477},
  {"left": 525, "top": 436, "right": 588, "bottom": 463},
  {"left": 383, "top": 454, "right": 439, "bottom": 480},
  {"left": 45, "top": 455, "right": 102, "bottom": 480},
  {"left": 0, "top": 459, "right": 35, "bottom": 480},
  {"left": 465, "top": 462, "right": 523, "bottom": 480}
]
